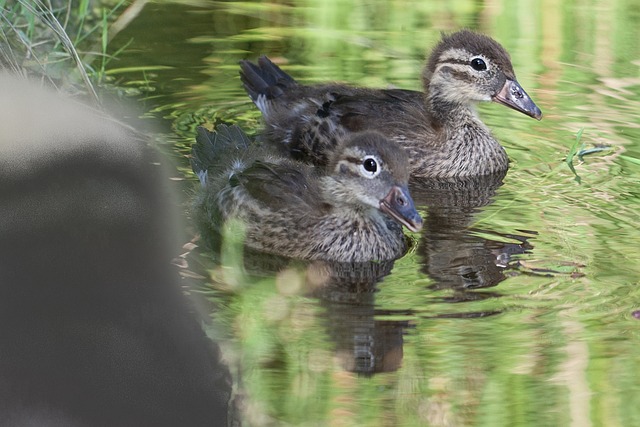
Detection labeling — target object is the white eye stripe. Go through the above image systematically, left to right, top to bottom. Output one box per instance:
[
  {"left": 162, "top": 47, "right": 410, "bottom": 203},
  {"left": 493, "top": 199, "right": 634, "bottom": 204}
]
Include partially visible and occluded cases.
[
  {"left": 438, "top": 48, "right": 470, "bottom": 63},
  {"left": 434, "top": 62, "right": 472, "bottom": 74}
]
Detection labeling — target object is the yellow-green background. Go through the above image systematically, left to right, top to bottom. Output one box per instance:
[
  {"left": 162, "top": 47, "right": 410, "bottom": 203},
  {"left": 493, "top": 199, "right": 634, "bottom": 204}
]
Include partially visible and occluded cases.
[{"left": 22, "top": 0, "right": 640, "bottom": 425}]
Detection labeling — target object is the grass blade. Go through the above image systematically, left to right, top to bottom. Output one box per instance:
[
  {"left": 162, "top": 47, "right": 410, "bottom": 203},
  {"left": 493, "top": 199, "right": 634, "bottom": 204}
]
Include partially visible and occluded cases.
[{"left": 565, "top": 128, "right": 584, "bottom": 184}]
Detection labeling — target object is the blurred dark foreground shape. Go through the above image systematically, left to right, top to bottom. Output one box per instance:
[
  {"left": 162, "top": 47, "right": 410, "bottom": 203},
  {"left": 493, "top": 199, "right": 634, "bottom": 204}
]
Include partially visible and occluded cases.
[{"left": 0, "top": 74, "right": 231, "bottom": 426}]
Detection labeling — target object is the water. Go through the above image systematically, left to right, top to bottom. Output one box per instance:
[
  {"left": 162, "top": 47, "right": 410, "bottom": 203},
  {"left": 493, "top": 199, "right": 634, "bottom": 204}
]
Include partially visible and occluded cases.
[{"left": 109, "top": 0, "right": 640, "bottom": 425}]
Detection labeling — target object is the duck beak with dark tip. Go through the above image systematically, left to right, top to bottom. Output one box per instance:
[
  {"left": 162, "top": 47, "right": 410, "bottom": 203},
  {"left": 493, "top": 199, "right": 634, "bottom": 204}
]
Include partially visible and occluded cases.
[
  {"left": 493, "top": 78, "right": 543, "bottom": 120},
  {"left": 380, "top": 185, "right": 423, "bottom": 232}
]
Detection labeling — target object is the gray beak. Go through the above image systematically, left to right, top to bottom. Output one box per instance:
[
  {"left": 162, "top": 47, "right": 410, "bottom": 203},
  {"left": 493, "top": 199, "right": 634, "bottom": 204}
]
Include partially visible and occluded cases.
[
  {"left": 493, "top": 78, "right": 542, "bottom": 120},
  {"left": 380, "top": 185, "right": 423, "bottom": 232}
]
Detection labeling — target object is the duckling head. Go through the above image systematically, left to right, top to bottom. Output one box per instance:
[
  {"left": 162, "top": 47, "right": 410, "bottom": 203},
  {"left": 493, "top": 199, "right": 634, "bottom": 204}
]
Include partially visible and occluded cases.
[
  {"left": 423, "top": 29, "right": 542, "bottom": 120},
  {"left": 326, "top": 132, "right": 423, "bottom": 232}
]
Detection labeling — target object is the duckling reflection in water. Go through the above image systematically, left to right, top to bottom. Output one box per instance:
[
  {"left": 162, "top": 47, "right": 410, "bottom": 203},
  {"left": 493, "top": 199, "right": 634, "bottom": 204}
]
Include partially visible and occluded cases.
[
  {"left": 240, "top": 30, "right": 542, "bottom": 179},
  {"left": 191, "top": 125, "right": 423, "bottom": 262}
]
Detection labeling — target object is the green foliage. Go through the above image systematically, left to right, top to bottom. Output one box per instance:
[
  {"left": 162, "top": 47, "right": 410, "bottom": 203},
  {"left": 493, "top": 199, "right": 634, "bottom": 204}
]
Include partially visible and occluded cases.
[
  {"left": 0, "top": 0, "right": 127, "bottom": 101},
  {"left": 566, "top": 128, "right": 585, "bottom": 183},
  {"left": 565, "top": 129, "right": 614, "bottom": 184},
  {"left": 620, "top": 154, "right": 640, "bottom": 166}
]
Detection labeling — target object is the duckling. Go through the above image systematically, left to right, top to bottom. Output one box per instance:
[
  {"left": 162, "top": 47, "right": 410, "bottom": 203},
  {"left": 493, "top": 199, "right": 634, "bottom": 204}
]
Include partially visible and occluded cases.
[
  {"left": 239, "top": 29, "right": 542, "bottom": 179},
  {"left": 191, "top": 125, "right": 423, "bottom": 262}
]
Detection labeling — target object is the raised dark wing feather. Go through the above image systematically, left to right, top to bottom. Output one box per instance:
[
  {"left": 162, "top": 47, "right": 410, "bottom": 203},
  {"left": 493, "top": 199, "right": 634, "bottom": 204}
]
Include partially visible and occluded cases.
[
  {"left": 240, "top": 56, "right": 298, "bottom": 102},
  {"left": 330, "top": 89, "right": 425, "bottom": 131},
  {"left": 191, "top": 124, "right": 251, "bottom": 184},
  {"left": 231, "top": 160, "right": 324, "bottom": 212}
]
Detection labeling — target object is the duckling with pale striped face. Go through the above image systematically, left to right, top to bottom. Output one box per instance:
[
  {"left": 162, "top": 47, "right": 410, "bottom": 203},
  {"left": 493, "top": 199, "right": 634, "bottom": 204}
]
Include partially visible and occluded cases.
[
  {"left": 240, "top": 30, "right": 542, "bottom": 179},
  {"left": 191, "top": 125, "right": 422, "bottom": 262}
]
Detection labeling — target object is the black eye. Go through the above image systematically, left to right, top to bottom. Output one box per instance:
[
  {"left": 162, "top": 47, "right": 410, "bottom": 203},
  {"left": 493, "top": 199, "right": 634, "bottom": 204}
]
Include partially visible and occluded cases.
[
  {"left": 470, "top": 57, "right": 487, "bottom": 71},
  {"left": 358, "top": 155, "right": 381, "bottom": 179},
  {"left": 363, "top": 158, "right": 377, "bottom": 173}
]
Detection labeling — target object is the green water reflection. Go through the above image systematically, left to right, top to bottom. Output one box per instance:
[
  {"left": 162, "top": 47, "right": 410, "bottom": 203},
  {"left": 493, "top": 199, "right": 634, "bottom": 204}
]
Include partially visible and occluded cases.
[{"left": 110, "top": 0, "right": 640, "bottom": 425}]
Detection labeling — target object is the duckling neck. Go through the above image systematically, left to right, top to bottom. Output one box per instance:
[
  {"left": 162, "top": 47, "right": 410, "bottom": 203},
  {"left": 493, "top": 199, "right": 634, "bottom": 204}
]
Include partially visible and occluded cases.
[
  {"left": 416, "top": 85, "right": 508, "bottom": 177},
  {"left": 425, "top": 87, "right": 484, "bottom": 129},
  {"left": 312, "top": 177, "right": 407, "bottom": 261}
]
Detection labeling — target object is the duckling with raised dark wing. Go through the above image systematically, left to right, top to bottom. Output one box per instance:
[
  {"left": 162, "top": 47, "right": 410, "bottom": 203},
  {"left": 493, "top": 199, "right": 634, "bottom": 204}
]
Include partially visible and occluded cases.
[
  {"left": 239, "top": 29, "right": 542, "bottom": 179},
  {"left": 191, "top": 125, "right": 422, "bottom": 262}
]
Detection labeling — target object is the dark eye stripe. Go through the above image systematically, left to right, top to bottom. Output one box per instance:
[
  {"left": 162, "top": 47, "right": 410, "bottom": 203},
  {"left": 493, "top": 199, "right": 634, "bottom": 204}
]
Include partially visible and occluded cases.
[
  {"left": 439, "top": 57, "right": 493, "bottom": 71},
  {"left": 440, "top": 58, "right": 470, "bottom": 66},
  {"left": 438, "top": 66, "right": 477, "bottom": 83},
  {"left": 450, "top": 69, "right": 476, "bottom": 83},
  {"left": 344, "top": 156, "right": 361, "bottom": 164}
]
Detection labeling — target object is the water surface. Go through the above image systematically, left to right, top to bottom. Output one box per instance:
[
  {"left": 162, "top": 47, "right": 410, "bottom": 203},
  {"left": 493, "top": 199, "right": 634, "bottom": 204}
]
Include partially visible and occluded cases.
[{"left": 110, "top": 1, "right": 640, "bottom": 425}]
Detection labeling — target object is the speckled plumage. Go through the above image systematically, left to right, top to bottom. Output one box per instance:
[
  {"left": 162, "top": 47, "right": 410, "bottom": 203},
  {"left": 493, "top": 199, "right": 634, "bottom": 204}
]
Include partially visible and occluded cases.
[
  {"left": 240, "top": 30, "right": 542, "bottom": 179},
  {"left": 191, "top": 125, "right": 422, "bottom": 262}
]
